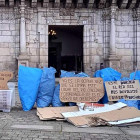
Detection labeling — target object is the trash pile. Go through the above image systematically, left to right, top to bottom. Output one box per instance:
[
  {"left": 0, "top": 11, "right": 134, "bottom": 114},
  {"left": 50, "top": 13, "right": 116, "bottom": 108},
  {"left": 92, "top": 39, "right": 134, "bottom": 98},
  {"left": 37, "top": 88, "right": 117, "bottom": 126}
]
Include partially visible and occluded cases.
[{"left": 17, "top": 65, "right": 140, "bottom": 127}]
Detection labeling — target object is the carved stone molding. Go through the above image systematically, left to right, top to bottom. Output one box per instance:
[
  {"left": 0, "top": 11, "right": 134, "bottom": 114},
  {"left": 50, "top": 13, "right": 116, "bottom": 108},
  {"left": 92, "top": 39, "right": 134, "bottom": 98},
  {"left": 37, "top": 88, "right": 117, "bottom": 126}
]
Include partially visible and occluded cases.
[
  {"left": 14, "top": 6, "right": 37, "bottom": 23},
  {"left": 102, "top": 6, "right": 119, "bottom": 20},
  {"left": 59, "top": 8, "right": 75, "bottom": 16},
  {"left": 133, "top": 8, "right": 140, "bottom": 20},
  {"left": 0, "top": 10, "right": 15, "bottom": 22}
]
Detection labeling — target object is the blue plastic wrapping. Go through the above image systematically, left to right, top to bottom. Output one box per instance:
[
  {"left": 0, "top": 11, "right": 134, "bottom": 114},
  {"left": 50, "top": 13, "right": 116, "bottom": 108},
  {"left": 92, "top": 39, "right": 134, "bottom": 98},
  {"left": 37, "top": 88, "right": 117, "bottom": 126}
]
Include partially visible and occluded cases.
[
  {"left": 18, "top": 65, "right": 43, "bottom": 111},
  {"left": 36, "top": 67, "right": 56, "bottom": 108},
  {"left": 94, "top": 68, "right": 122, "bottom": 104},
  {"left": 52, "top": 70, "right": 75, "bottom": 107},
  {"left": 60, "top": 70, "right": 75, "bottom": 78},
  {"left": 128, "top": 70, "right": 140, "bottom": 110},
  {"left": 130, "top": 71, "right": 140, "bottom": 82},
  {"left": 75, "top": 72, "right": 89, "bottom": 77},
  {"left": 52, "top": 84, "right": 66, "bottom": 107},
  {"left": 118, "top": 99, "right": 140, "bottom": 110}
]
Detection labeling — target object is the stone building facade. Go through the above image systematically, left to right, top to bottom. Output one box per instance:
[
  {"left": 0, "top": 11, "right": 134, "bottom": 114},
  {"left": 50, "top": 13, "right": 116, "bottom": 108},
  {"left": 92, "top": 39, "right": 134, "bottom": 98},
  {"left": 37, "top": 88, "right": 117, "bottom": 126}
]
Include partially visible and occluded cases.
[{"left": 0, "top": 0, "right": 140, "bottom": 80}]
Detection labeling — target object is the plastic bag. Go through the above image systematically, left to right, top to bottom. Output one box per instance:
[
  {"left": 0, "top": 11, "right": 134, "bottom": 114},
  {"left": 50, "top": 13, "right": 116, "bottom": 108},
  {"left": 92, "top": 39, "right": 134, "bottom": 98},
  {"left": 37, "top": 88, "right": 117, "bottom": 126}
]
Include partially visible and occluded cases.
[
  {"left": 18, "top": 65, "right": 43, "bottom": 111},
  {"left": 36, "top": 67, "right": 56, "bottom": 108},
  {"left": 94, "top": 68, "right": 121, "bottom": 104},
  {"left": 52, "top": 70, "right": 75, "bottom": 107},
  {"left": 60, "top": 70, "right": 75, "bottom": 78},
  {"left": 75, "top": 72, "right": 89, "bottom": 77},
  {"left": 52, "top": 84, "right": 65, "bottom": 107},
  {"left": 118, "top": 99, "right": 140, "bottom": 110}
]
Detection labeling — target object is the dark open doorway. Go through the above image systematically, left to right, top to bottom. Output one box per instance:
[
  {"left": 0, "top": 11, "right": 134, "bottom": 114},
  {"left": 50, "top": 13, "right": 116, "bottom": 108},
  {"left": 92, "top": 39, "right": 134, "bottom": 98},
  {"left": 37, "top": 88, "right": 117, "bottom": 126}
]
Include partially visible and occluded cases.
[{"left": 48, "top": 25, "right": 83, "bottom": 77}]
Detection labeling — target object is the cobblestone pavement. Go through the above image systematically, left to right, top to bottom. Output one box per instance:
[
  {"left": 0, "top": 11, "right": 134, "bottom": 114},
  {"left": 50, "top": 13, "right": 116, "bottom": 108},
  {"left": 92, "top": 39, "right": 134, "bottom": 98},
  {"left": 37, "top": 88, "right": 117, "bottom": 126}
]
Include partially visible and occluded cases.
[{"left": 0, "top": 90, "right": 140, "bottom": 140}]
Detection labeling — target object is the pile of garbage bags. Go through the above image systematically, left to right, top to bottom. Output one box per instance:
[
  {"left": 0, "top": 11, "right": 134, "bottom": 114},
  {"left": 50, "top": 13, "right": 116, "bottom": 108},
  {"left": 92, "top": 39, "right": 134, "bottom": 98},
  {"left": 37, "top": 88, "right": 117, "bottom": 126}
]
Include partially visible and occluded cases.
[
  {"left": 18, "top": 65, "right": 140, "bottom": 111},
  {"left": 18, "top": 66, "right": 89, "bottom": 111},
  {"left": 94, "top": 68, "right": 140, "bottom": 110}
]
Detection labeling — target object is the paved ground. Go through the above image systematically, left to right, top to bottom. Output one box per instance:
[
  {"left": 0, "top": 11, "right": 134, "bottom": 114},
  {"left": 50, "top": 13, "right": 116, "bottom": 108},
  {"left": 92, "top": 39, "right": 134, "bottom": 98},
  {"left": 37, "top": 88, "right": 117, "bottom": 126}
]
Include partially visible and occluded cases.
[{"left": 0, "top": 89, "right": 140, "bottom": 140}]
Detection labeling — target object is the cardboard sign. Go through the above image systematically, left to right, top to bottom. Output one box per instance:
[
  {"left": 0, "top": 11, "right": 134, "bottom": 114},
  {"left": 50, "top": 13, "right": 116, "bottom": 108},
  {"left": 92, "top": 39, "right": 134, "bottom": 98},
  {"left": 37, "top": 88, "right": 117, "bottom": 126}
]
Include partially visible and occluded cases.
[
  {"left": 0, "top": 71, "right": 13, "bottom": 90},
  {"left": 60, "top": 77, "right": 104, "bottom": 102},
  {"left": 105, "top": 80, "right": 140, "bottom": 101}
]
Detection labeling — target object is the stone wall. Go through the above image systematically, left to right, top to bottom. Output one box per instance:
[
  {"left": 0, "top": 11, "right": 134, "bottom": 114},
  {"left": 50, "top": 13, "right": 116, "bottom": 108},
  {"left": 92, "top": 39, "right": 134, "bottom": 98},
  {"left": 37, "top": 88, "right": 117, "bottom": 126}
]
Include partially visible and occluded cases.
[
  {"left": 0, "top": 7, "right": 139, "bottom": 79},
  {"left": 0, "top": 8, "right": 18, "bottom": 79},
  {"left": 96, "top": 9, "right": 140, "bottom": 77}
]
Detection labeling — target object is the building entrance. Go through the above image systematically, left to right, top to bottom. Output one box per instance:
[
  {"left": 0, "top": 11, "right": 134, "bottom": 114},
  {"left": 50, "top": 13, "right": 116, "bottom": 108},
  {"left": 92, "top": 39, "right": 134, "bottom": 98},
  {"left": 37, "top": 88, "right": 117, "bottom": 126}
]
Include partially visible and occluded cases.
[{"left": 48, "top": 25, "right": 83, "bottom": 77}]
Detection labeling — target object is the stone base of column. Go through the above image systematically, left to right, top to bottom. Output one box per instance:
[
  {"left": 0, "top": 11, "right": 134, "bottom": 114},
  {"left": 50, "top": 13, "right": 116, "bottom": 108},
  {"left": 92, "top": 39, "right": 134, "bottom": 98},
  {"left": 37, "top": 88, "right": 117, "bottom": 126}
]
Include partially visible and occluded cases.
[
  {"left": 17, "top": 54, "right": 30, "bottom": 68},
  {"left": 104, "top": 55, "right": 121, "bottom": 72}
]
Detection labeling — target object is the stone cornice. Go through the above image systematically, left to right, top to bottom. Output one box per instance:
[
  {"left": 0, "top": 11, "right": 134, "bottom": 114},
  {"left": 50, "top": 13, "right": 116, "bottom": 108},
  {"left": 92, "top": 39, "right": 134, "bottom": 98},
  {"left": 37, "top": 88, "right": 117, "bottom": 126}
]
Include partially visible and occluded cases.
[{"left": 133, "top": 8, "right": 140, "bottom": 19}]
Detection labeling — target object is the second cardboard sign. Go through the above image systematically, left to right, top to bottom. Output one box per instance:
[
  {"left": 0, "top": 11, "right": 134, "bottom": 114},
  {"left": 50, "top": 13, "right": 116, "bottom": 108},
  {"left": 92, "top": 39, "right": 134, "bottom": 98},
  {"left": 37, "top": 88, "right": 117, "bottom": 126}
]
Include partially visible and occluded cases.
[
  {"left": 60, "top": 77, "right": 104, "bottom": 102},
  {"left": 105, "top": 80, "right": 140, "bottom": 101}
]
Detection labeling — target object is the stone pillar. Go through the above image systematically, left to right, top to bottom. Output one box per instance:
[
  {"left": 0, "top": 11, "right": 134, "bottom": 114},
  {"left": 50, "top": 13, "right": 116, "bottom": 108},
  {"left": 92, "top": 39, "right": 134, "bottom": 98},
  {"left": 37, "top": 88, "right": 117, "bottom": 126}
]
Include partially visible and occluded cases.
[
  {"left": 104, "top": 0, "right": 121, "bottom": 71},
  {"left": 17, "top": 1, "right": 30, "bottom": 67},
  {"left": 20, "top": 5, "right": 26, "bottom": 55},
  {"left": 109, "top": 6, "right": 116, "bottom": 56},
  {"left": 133, "top": 8, "right": 140, "bottom": 70}
]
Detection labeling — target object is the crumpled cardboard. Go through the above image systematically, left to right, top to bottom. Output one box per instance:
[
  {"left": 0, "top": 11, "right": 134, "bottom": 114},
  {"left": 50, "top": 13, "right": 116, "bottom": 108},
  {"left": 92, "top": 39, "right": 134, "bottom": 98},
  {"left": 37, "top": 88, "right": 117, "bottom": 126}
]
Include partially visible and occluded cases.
[
  {"left": 62, "top": 102, "right": 127, "bottom": 118},
  {"left": 37, "top": 106, "right": 79, "bottom": 120},
  {"left": 66, "top": 107, "right": 140, "bottom": 127}
]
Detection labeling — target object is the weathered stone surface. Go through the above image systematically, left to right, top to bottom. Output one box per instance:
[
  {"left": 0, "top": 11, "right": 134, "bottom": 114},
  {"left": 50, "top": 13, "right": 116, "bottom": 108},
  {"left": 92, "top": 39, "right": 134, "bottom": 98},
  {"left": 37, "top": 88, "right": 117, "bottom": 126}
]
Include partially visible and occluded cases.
[
  {"left": 0, "top": 24, "right": 9, "bottom": 30},
  {"left": 10, "top": 24, "right": 16, "bottom": 30},
  {"left": 2, "top": 31, "right": 11, "bottom": 35},
  {"left": 0, "top": 36, "right": 13, "bottom": 43},
  {"left": 0, "top": 48, "right": 10, "bottom": 55},
  {"left": 30, "top": 48, "right": 37, "bottom": 55},
  {"left": 40, "top": 48, "right": 48, "bottom": 56},
  {"left": 117, "top": 49, "right": 133, "bottom": 56},
  {"left": 30, "top": 56, "right": 39, "bottom": 63},
  {"left": 40, "top": 56, "right": 48, "bottom": 63},
  {"left": 29, "top": 62, "right": 37, "bottom": 67},
  {"left": 5, "top": 124, "right": 61, "bottom": 131},
  {"left": 62, "top": 126, "right": 123, "bottom": 135},
  {"left": 120, "top": 128, "right": 140, "bottom": 136}
]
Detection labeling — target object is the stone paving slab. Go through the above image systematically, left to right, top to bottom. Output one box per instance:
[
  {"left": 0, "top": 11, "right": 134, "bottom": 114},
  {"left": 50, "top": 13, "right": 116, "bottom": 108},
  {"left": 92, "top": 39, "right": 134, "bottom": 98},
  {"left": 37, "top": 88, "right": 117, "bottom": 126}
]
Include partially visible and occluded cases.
[
  {"left": 0, "top": 97, "right": 140, "bottom": 140},
  {"left": 0, "top": 123, "right": 7, "bottom": 129},
  {"left": 3, "top": 124, "right": 61, "bottom": 132},
  {"left": 62, "top": 125, "right": 124, "bottom": 135},
  {"left": 120, "top": 128, "right": 140, "bottom": 136}
]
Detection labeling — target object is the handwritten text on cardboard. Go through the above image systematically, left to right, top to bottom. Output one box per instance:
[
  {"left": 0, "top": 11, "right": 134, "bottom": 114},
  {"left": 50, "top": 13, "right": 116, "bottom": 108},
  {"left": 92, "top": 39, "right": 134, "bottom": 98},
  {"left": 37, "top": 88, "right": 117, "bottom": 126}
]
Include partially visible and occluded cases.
[
  {"left": 60, "top": 77, "right": 104, "bottom": 102},
  {"left": 105, "top": 80, "right": 140, "bottom": 101}
]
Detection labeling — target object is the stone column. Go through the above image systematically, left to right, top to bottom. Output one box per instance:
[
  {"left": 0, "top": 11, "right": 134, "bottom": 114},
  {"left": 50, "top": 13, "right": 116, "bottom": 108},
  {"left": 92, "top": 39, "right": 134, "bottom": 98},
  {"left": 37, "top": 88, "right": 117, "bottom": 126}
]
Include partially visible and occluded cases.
[
  {"left": 104, "top": 0, "right": 121, "bottom": 71},
  {"left": 17, "top": 1, "right": 30, "bottom": 67},
  {"left": 19, "top": 5, "right": 26, "bottom": 55},
  {"left": 109, "top": 6, "right": 116, "bottom": 56},
  {"left": 133, "top": 8, "right": 140, "bottom": 70}
]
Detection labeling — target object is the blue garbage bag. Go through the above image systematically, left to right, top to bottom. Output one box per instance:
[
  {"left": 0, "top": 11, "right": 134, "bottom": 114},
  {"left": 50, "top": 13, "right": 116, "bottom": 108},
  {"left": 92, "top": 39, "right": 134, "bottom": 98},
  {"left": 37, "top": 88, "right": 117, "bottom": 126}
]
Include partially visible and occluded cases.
[
  {"left": 18, "top": 65, "right": 43, "bottom": 111},
  {"left": 36, "top": 67, "right": 56, "bottom": 108},
  {"left": 94, "top": 68, "right": 122, "bottom": 104},
  {"left": 52, "top": 70, "right": 75, "bottom": 107},
  {"left": 60, "top": 70, "right": 75, "bottom": 78},
  {"left": 129, "top": 71, "right": 140, "bottom": 110},
  {"left": 130, "top": 71, "right": 140, "bottom": 82},
  {"left": 75, "top": 72, "right": 89, "bottom": 77},
  {"left": 119, "top": 77, "right": 130, "bottom": 81},
  {"left": 52, "top": 84, "right": 66, "bottom": 107},
  {"left": 118, "top": 99, "right": 140, "bottom": 110}
]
